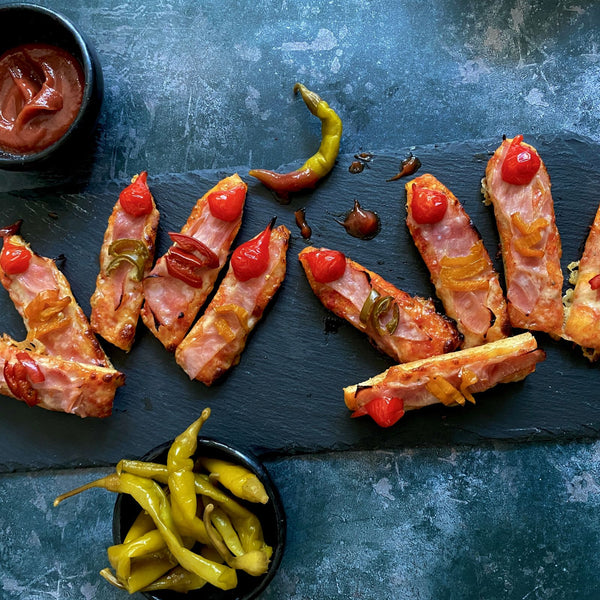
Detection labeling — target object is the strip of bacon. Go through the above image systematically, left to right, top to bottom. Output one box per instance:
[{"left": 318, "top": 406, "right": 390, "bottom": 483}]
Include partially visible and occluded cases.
[
  {"left": 483, "top": 137, "right": 564, "bottom": 337},
  {"left": 90, "top": 173, "right": 160, "bottom": 352},
  {"left": 405, "top": 173, "right": 510, "bottom": 348},
  {"left": 141, "top": 174, "right": 247, "bottom": 351},
  {"left": 563, "top": 200, "right": 600, "bottom": 360},
  {"left": 175, "top": 224, "right": 290, "bottom": 385},
  {"left": 0, "top": 230, "right": 110, "bottom": 367},
  {"left": 299, "top": 246, "right": 461, "bottom": 363},
  {"left": 344, "top": 332, "right": 545, "bottom": 425},
  {"left": 0, "top": 335, "right": 124, "bottom": 417}
]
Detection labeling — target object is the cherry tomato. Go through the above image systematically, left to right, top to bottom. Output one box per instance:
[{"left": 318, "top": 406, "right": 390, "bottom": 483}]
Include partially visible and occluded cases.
[
  {"left": 501, "top": 135, "right": 541, "bottom": 185},
  {"left": 119, "top": 171, "right": 153, "bottom": 217},
  {"left": 411, "top": 184, "right": 448, "bottom": 224},
  {"left": 207, "top": 185, "right": 246, "bottom": 222},
  {"left": 231, "top": 220, "right": 274, "bottom": 282},
  {"left": 0, "top": 240, "right": 32, "bottom": 275},
  {"left": 305, "top": 249, "right": 346, "bottom": 283},
  {"left": 590, "top": 274, "right": 600, "bottom": 290},
  {"left": 351, "top": 395, "right": 405, "bottom": 428}
]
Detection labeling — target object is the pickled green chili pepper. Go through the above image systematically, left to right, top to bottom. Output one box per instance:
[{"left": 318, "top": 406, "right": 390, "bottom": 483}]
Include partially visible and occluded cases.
[
  {"left": 249, "top": 82, "right": 342, "bottom": 201},
  {"left": 106, "top": 238, "right": 149, "bottom": 282},
  {"left": 359, "top": 288, "right": 380, "bottom": 325},
  {"left": 359, "top": 289, "right": 400, "bottom": 336},
  {"left": 371, "top": 295, "right": 400, "bottom": 336},
  {"left": 167, "top": 408, "right": 211, "bottom": 541},
  {"left": 168, "top": 408, "right": 210, "bottom": 522},
  {"left": 200, "top": 457, "right": 269, "bottom": 504},
  {"left": 117, "top": 460, "right": 270, "bottom": 554},
  {"left": 53, "top": 471, "right": 237, "bottom": 591},
  {"left": 203, "top": 500, "right": 245, "bottom": 557},
  {"left": 203, "top": 504, "right": 270, "bottom": 576},
  {"left": 123, "top": 510, "right": 155, "bottom": 544},
  {"left": 108, "top": 529, "right": 167, "bottom": 581},
  {"left": 101, "top": 552, "right": 188, "bottom": 594},
  {"left": 141, "top": 565, "right": 207, "bottom": 593}
]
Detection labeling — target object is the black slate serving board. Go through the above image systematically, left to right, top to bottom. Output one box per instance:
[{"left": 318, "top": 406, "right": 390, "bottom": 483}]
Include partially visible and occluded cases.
[{"left": 1, "top": 134, "right": 599, "bottom": 472}]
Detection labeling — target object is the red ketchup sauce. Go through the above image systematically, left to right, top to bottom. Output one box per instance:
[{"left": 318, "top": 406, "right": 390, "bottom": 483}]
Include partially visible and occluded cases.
[{"left": 0, "top": 43, "right": 84, "bottom": 155}]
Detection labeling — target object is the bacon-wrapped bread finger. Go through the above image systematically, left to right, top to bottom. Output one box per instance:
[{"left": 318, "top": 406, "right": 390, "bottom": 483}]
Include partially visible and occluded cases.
[
  {"left": 483, "top": 135, "right": 564, "bottom": 337},
  {"left": 90, "top": 172, "right": 159, "bottom": 352},
  {"left": 405, "top": 173, "right": 510, "bottom": 348},
  {"left": 141, "top": 174, "right": 247, "bottom": 351},
  {"left": 563, "top": 201, "right": 600, "bottom": 360},
  {"left": 176, "top": 221, "right": 289, "bottom": 385},
  {"left": 0, "top": 222, "right": 110, "bottom": 367},
  {"left": 299, "top": 246, "right": 461, "bottom": 363},
  {"left": 344, "top": 332, "right": 544, "bottom": 427},
  {"left": 0, "top": 335, "right": 124, "bottom": 417}
]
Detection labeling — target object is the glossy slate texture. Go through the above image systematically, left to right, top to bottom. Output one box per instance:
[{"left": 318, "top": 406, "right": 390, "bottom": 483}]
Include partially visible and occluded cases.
[{"left": 2, "top": 136, "right": 600, "bottom": 471}]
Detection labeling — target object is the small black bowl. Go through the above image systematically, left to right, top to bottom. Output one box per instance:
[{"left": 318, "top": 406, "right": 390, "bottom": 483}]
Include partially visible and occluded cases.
[
  {"left": 0, "top": 3, "right": 103, "bottom": 169},
  {"left": 112, "top": 437, "right": 286, "bottom": 600}
]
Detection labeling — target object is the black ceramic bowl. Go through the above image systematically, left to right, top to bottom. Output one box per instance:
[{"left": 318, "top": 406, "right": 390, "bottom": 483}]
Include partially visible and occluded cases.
[
  {"left": 0, "top": 3, "right": 103, "bottom": 169},
  {"left": 112, "top": 437, "right": 286, "bottom": 600}
]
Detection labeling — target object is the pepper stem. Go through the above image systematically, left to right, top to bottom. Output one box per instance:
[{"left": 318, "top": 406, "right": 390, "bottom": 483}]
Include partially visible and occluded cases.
[{"left": 293, "top": 82, "right": 322, "bottom": 116}]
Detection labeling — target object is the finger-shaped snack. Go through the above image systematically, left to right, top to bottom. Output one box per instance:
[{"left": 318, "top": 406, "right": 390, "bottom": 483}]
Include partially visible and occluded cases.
[
  {"left": 483, "top": 135, "right": 564, "bottom": 337},
  {"left": 90, "top": 172, "right": 160, "bottom": 351},
  {"left": 405, "top": 173, "right": 510, "bottom": 348},
  {"left": 141, "top": 174, "right": 247, "bottom": 351},
  {"left": 563, "top": 200, "right": 600, "bottom": 360},
  {"left": 0, "top": 222, "right": 110, "bottom": 367},
  {"left": 175, "top": 222, "right": 289, "bottom": 385},
  {"left": 299, "top": 246, "right": 461, "bottom": 363},
  {"left": 344, "top": 332, "right": 545, "bottom": 427},
  {"left": 0, "top": 334, "right": 124, "bottom": 417}
]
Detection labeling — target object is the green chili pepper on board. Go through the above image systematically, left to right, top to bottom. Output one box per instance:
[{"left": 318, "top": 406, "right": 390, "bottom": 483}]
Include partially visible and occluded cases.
[
  {"left": 249, "top": 82, "right": 342, "bottom": 201},
  {"left": 106, "top": 238, "right": 149, "bottom": 282}
]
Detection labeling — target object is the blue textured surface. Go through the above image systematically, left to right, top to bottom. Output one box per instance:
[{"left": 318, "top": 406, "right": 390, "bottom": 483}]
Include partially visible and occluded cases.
[{"left": 1, "top": 0, "right": 600, "bottom": 598}]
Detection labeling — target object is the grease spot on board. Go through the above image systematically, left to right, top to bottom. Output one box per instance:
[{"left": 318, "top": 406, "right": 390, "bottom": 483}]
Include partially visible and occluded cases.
[{"left": 280, "top": 28, "right": 337, "bottom": 52}]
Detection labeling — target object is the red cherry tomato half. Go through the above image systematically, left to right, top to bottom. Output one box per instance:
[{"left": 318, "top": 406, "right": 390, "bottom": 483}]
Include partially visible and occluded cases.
[
  {"left": 501, "top": 135, "right": 541, "bottom": 185},
  {"left": 119, "top": 171, "right": 153, "bottom": 217},
  {"left": 411, "top": 184, "right": 448, "bottom": 224},
  {"left": 207, "top": 185, "right": 246, "bottom": 222},
  {"left": 231, "top": 221, "right": 273, "bottom": 282},
  {"left": 0, "top": 241, "right": 32, "bottom": 275},
  {"left": 305, "top": 249, "right": 346, "bottom": 283},
  {"left": 590, "top": 274, "right": 600, "bottom": 290},
  {"left": 351, "top": 395, "right": 405, "bottom": 428}
]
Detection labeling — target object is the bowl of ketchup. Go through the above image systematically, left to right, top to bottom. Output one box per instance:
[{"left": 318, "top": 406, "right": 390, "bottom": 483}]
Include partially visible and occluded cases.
[{"left": 0, "top": 3, "right": 103, "bottom": 169}]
